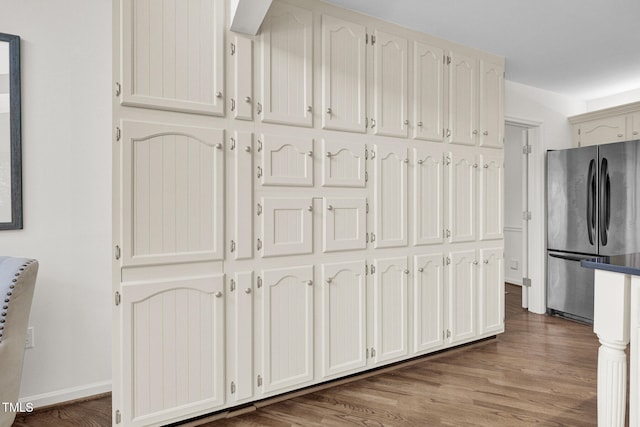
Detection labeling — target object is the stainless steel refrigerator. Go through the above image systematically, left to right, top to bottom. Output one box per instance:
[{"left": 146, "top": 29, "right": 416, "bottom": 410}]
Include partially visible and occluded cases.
[{"left": 547, "top": 139, "right": 640, "bottom": 323}]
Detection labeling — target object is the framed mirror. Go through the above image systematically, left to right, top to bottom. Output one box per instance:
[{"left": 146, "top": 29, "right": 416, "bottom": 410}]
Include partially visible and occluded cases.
[{"left": 0, "top": 33, "right": 22, "bottom": 230}]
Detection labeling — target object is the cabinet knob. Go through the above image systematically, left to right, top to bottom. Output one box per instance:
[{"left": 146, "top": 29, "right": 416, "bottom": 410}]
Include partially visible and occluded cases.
[
  {"left": 215, "top": 91, "right": 223, "bottom": 98},
  {"left": 245, "top": 96, "right": 252, "bottom": 103},
  {"left": 307, "top": 106, "right": 312, "bottom": 112},
  {"left": 326, "top": 107, "right": 332, "bottom": 114},
  {"left": 404, "top": 119, "right": 409, "bottom": 125},
  {"left": 417, "top": 121, "right": 423, "bottom": 127},
  {"left": 446, "top": 129, "right": 451, "bottom": 137},
  {"left": 473, "top": 130, "right": 478, "bottom": 135},
  {"left": 483, "top": 130, "right": 489, "bottom": 136},
  {"left": 634, "top": 131, "right": 639, "bottom": 136},
  {"left": 618, "top": 133, "right": 624, "bottom": 138},
  {"left": 215, "top": 143, "right": 222, "bottom": 150},
  {"left": 244, "top": 146, "right": 251, "bottom": 152},
  {"left": 307, "top": 151, "right": 313, "bottom": 157},
  {"left": 326, "top": 152, "right": 332, "bottom": 157},
  {"left": 404, "top": 158, "right": 409, "bottom": 163},
  {"left": 418, "top": 159, "right": 424, "bottom": 165},
  {"left": 473, "top": 164, "right": 479, "bottom": 168},
  {"left": 484, "top": 164, "right": 489, "bottom": 168},
  {"left": 327, "top": 205, "right": 333, "bottom": 211},
  {"left": 307, "top": 206, "right": 313, "bottom": 212},
  {"left": 484, "top": 259, "right": 489, "bottom": 264},
  {"left": 473, "top": 260, "right": 478, "bottom": 265},
  {"left": 418, "top": 267, "right": 424, "bottom": 273},
  {"left": 404, "top": 269, "right": 410, "bottom": 275},
  {"left": 326, "top": 278, "right": 332, "bottom": 284},
  {"left": 306, "top": 280, "right": 313, "bottom": 286},
  {"left": 244, "top": 288, "right": 252, "bottom": 294},
  {"left": 215, "top": 291, "right": 223, "bottom": 298}
]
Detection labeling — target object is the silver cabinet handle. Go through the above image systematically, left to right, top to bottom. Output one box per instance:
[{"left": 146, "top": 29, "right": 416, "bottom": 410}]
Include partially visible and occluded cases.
[
  {"left": 216, "top": 91, "right": 223, "bottom": 98},
  {"left": 245, "top": 96, "right": 252, "bottom": 103},
  {"left": 231, "top": 98, "right": 236, "bottom": 111},
  {"left": 306, "top": 106, "right": 312, "bottom": 112},
  {"left": 326, "top": 108, "right": 332, "bottom": 114},
  {"left": 371, "top": 118, "right": 376, "bottom": 129},
  {"left": 417, "top": 121, "right": 423, "bottom": 127},
  {"left": 446, "top": 129, "right": 451, "bottom": 137},
  {"left": 483, "top": 130, "right": 489, "bottom": 135},
  {"left": 244, "top": 146, "right": 251, "bottom": 152},
  {"left": 307, "top": 151, "right": 313, "bottom": 157},
  {"left": 326, "top": 152, "right": 332, "bottom": 157},
  {"left": 418, "top": 159, "right": 424, "bottom": 164},
  {"left": 327, "top": 205, "right": 333, "bottom": 211},
  {"left": 307, "top": 206, "right": 313, "bottom": 212},
  {"left": 418, "top": 267, "right": 424, "bottom": 272},
  {"left": 404, "top": 269, "right": 409, "bottom": 275},
  {"left": 326, "top": 278, "right": 332, "bottom": 284},
  {"left": 306, "top": 280, "right": 313, "bottom": 286},
  {"left": 245, "top": 288, "right": 252, "bottom": 294},
  {"left": 215, "top": 291, "right": 223, "bottom": 298}
]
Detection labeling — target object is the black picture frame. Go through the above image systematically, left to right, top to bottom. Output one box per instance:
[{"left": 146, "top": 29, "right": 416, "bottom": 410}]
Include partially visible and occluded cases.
[{"left": 0, "top": 32, "right": 22, "bottom": 230}]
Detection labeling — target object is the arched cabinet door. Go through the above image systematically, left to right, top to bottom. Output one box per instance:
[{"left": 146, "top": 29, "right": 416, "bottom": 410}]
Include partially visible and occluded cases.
[
  {"left": 413, "top": 42, "right": 445, "bottom": 142},
  {"left": 447, "top": 52, "right": 477, "bottom": 146},
  {"left": 479, "top": 60, "right": 504, "bottom": 148},
  {"left": 373, "top": 142, "right": 408, "bottom": 248},
  {"left": 413, "top": 148, "right": 444, "bottom": 246},
  {"left": 446, "top": 151, "right": 477, "bottom": 243},
  {"left": 479, "top": 155, "right": 504, "bottom": 241},
  {"left": 479, "top": 248, "right": 504, "bottom": 335},
  {"left": 447, "top": 250, "right": 477, "bottom": 345},
  {"left": 413, "top": 254, "right": 445, "bottom": 354}
]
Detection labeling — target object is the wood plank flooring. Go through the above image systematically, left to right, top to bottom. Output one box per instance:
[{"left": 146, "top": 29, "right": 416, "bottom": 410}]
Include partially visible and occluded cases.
[{"left": 14, "top": 284, "right": 600, "bottom": 426}]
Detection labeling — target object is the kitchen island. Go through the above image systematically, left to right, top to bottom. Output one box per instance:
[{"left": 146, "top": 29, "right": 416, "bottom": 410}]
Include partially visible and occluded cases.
[{"left": 581, "top": 254, "right": 640, "bottom": 426}]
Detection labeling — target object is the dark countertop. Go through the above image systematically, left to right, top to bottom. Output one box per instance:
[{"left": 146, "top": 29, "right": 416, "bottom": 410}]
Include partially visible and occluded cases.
[{"left": 581, "top": 253, "right": 640, "bottom": 276}]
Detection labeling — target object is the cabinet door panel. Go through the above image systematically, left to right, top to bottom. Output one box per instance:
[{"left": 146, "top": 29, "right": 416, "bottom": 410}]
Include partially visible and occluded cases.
[
  {"left": 121, "top": 0, "right": 225, "bottom": 115},
  {"left": 260, "top": 3, "right": 313, "bottom": 127},
  {"left": 321, "top": 15, "right": 366, "bottom": 133},
  {"left": 373, "top": 30, "right": 408, "bottom": 138},
  {"left": 233, "top": 36, "right": 254, "bottom": 121},
  {"left": 413, "top": 42, "right": 444, "bottom": 142},
  {"left": 448, "top": 52, "right": 477, "bottom": 146},
  {"left": 479, "top": 61, "right": 504, "bottom": 148},
  {"left": 631, "top": 112, "right": 640, "bottom": 139},
  {"left": 579, "top": 116, "right": 627, "bottom": 146},
  {"left": 121, "top": 120, "right": 224, "bottom": 266},
  {"left": 234, "top": 131, "right": 253, "bottom": 259},
  {"left": 260, "top": 134, "right": 313, "bottom": 187},
  {"left": 321, "top": 139, "right": 366, "bottom": 188},
  {"left": 374, "top": 143, "right": 408, "bottom": 248},
  {"left": 414, "top": 148, "right": 444, "bottom": 245},
  {"left": 447, "top": 152, "right": 476, "bottom": 243},
  {"left": 479, "top": 155, "right": 504, "bottom": 241},
  {"left": 261, "top": 197, "right": 313, "bottom": 257},
  {"left": 323, "top": 197, "right": 367, "bottom": 252},
  {"left": 479, "top": 248, "right": 504, "bottom": 335},
  {"left": 448, "top": 250, "right": 477, "bottom": 344},
  {"left": 414, "top": 254, "right": 444, "bottom": 353},
  {"left": 372, "top": 257, "right": 408, "bottom": 364},
  {"left": 320, "top": 261, "right": 367, "bottom": 378},
  {"left": 260, "top": 265, "right": 314, "bottom": 394},
  {"left": 230, "top": 271, "right": 254, "bottom": 402},
  {"left": 121, "top": 275, "right": 225, "bottom": 426}
]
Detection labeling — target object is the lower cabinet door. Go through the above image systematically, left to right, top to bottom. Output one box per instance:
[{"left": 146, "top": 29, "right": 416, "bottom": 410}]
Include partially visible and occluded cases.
[
  {"left": 260, "top": 197, "right": 313, "bottom": 257},
  {"left": 322, "top": 197, "right": 367, "bottom": 253},
  {"left": 479, "top": 248, "right": 504, "bottom": 335},
  {"left": 448, "top": 250, "right": 477, "bottom": 344},
  {"left": 413, "top": 254, "right": 445, "bottom": 353},
  {"left": 372, "top": 257, "right": 408, "bottom": 364},
  {"left": 320, "top": 261, "right": 367, "bottom": 378},
  {"left": 258, "top": 265, "right": 314, "bottom": 395},
  {"left": 228, "top": 271, "right": 254, "bottom": 403},
  {"left": 120, "top": 275, "right": 225, "bottom": 427}
]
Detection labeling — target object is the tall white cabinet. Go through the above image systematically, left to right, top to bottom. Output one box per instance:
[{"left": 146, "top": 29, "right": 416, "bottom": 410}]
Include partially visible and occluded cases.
[{"left": 113, "top": 1, "right": 504, "bottom": 426}]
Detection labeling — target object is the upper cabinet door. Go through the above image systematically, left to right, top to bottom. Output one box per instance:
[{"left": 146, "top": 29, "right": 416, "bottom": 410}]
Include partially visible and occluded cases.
[
  {"left": 121, "top": 0, "right": 225, "bottom": 116},
  {"left": 260, "top": 3, "right": 313, "bottom": 127},
  {"left": 321, "top": 15, "right": 367, "bottom": 133},
  {"left": 372, "top": 30, "right": 408, "bottom": 138},
  {"left": 232, "top": 35, "right": 254, "bottom": 121},
  {"left": 413, "top": 42, "right": 445, "bottom": 142},
  {"left": 448, "top": 52, "right": 477, "bottom": 146},
  {"left": 479, "top": 61, "right": 504, "bottom": 148},
  {"left": 578, "top": 116, "right": 627, "bottom": 147},
  {"left": 260, "top": 134, "right": 314, "bottom": 187},
  {"left": 321, "top": 139, "right": 366, "bottom": 188},
  {"left": 373, "top": 142, "right": 408, "bottom": 248},
  {"left": 413, "top": 148, "right": 444, "bottom": 246},
  {"left": 447, "top": 152, "right": 477, "bottom": 243},
  {"left": 479, "top": 155, "right": 504, "bottom": 241}
]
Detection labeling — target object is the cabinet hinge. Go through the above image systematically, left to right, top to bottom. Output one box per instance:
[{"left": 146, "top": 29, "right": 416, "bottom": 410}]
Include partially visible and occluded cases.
[
  {"left": 365, "top": 33, "right": 369, "bottom": 44},
  {"left": 371, "top": 35, "right": 376, "bottom": 45},
  {"left": 230, "top": 43, "right": 236, "bottom": 55},
  {"left": 446, "top": 56, "right": 451, "bottom": 65},
  {"left": 115, "top": 82, "right": 121, "bottom": 97},
  {"left": 257, "top": 102, "right": 263, "bottom": 115},
  {"left": 365, "top": 117, "right": 368, "bottom": 128},
  {"left": 115, "top": 127, "right": 121, "bottom": 141},
  {"left": 578, "top": 128, "right": 581, "bottom": 136},
  {"left": 230, "top": 137, "right": 236, "bottom": 150},
  {"left": 257, "top": 139, "right": 263, "bottom": 152},
  {"left": 522, "top": 145, "right": 532, "bottom": 155},
  {"left": 365, "top": 147, "right": 368, "bottom": 160},
  {"left": 371, "top": 150, "right": 376, "bottom": 159},
  {"left": 445, "top": 155, "right": 451, "bottom": 165},
  {"left": 257, "top": 166, "right": 263, "bottom": 179},
  {"left": 365, "top": 171, "right": 368, "bottom": 182},
  {"left": 366, "top": 202, "right": 369, "bottom": 214},
  {"left": 257, "top": 203, "right": 263, "bottom": 216},
  {"left": 522, "top": 211, "right": 531, "bottom": 221},
  {"left": 366, "top": 233, "right": 369, "bottom": 243},
  {"left": 370, "top": 233, "right": 376, "bottom": 242},
  {"left": 257, "top": 238, "right": 262, "bottom": 251},
  {"left": 230, "top": 240, "right": 236, "bottom": 253},
  {"left": 114, "top": 245, "right": 121, "bottom": 260},
  {"left": 445, "top": 257, "right": 451, "bottom": 265},
  {"left": 365, "top": 263, "right": 369, "bottom": 275},
  {"left": 371, "top": 264, "right": 376, "bottom": 274},
  {"left": 257, "top": 276, "right": 262, "bottom": 288},
  {"left": 523, "top": 277, "right": 532, "bottom": 287},
  {"left": 230, "top": 279, "right": 236, "bottom": 292},
  {"left": 115, "top": 291, "right": 121, "bottom": 306},
  {"left": 446, "top": 329, "right": 451, "bottom": 338},
  {"left": 371, "top": 347, "right": 376, "bottom": 357},
  {"left": 366, "top": 348, "right": 369, "bottom": 358},
  {"left": 257, "top": 375, "right": 263, "bottom": 387},
  {"left": 230, "top": 381, "right": 236, "bottom": 394},
  {"left": 115, "top": 409, "right": 121, "bottom": 424}
]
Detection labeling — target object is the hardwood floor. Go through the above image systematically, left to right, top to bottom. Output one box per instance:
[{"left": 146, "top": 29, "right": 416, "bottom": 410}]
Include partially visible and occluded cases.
[{"left": 15, "top": 284, "right": 599, "bottom": 426}]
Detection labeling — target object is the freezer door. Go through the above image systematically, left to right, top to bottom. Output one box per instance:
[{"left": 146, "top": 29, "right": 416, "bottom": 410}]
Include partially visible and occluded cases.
[
  {"left": 598, "top": 140, "right": 640, "bottom": 256},
  {"left": 547, "top": 147, "right": 598, "bottom": 254},
  {"left": 546, "top": 251, "right": 594, "bottom": 322}
]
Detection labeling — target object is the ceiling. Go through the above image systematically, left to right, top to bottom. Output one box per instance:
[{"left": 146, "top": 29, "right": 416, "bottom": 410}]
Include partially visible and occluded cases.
[{"left": 322, "top": 0, "right": 640, "bottom": 101}]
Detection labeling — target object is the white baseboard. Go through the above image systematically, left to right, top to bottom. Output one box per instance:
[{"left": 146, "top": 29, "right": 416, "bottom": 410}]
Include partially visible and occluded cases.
[
  {"left": 505, "top": 277, "right": 522, "bottom": 286},
  {"left": 19, "top": 380, "right": 111, "bottom": 408}
]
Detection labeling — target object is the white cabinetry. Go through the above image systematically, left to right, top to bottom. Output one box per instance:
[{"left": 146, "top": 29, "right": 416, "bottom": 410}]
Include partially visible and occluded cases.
[
  {"left": 259, "top": 2, "right": 313, "bottom": 127},
  {"left": 321, "top": 15, "right": 367, "bottom": 133},
  {"left": 372, "top": 30, "right": 408, "bottom": 138},
  {"left": 231, "top": 35, "right": 254, "bottom": 121},
  {"left": 412, "top": 42, "right": 445, "bottom": 142},
  {"left": 447, "top": 52, "right": 477, "bottom": 146},
  {"left": 479, "top": 61, "right": 504, "bottom": 148},
  {"left": 570, "top": 102, "right": 640, "bottom": 147},
  {"left": 259, "top": 133, "right": 314, "bottom": 187},
  {"left": 373, "top": 142, "right": 408, "bottom": 248},
  {"left": 413, "top": 148, "right": 444, "bottom": 246},
  {"left": 446, "top": 151, "right": 477, "bottom": 243},
  {"left": 479, "top": 155, "right": 504, "bottom": 241},
  {"left": 260, "top": 197, "right": 313, "bottom": 257},
  {"left": 479, "top": 248, "right": 504, "bottom": 335},
  {"left": 447, "top": 250, "right": 477, "bottom": 344},
  {"left": 413, "top": 254, "right": 445, "bottom": 353}
]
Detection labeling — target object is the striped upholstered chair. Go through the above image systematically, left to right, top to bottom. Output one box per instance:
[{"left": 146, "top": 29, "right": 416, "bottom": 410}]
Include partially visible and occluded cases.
[{"left": 0, "top": 257, "right": 38, "bottom": 427}]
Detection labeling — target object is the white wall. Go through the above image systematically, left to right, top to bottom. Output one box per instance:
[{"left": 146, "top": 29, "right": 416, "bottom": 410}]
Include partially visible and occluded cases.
[
  {"left": 0, "top": 0, "right": 112, "bottom": 405},
  {"left": 504, "top": 80, "right": 585, "bottom": 314},
  {"left": 503, "top": 124, "right": 524, "bottom": 285}
]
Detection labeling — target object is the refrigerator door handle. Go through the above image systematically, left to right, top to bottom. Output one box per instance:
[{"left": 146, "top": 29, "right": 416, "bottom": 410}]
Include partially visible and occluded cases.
[
  {"left": 600, "top": 157, "right": 609, "bottom": 246},
  {"left": 587, "top": 159, "right": 595, "bottom": 245},
  {"left": 605, "top": 170, "right": 611, "bottom": 233},
  {"left": 548, "top": 252, "right": 589, "bottom": 262}
]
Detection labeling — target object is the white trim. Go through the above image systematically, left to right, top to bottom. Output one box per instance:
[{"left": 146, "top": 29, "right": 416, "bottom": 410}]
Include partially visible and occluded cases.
[
  {"left": 568, "top": 100, "right": 640, "bottom": 123},
  {"left": 504, "top": 225, "right": 522, "bottom": 232},
  {"left": 505, "top": 278, "right": 523, "bottom": 286},
  {"left": 19, "top": 381, "right": 111, "bottom": 409}
]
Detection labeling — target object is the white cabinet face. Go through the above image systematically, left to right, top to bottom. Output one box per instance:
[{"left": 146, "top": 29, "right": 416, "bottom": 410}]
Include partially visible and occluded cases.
[
  {"left": 121, "top": 0, "right": 225, "bottom": 115},
  {"left": 260, "top": 3, "right": 313, "bottom": 127},
  {"left": 321, "top": 15, "right": 367, "bottom": 133},
  {"left": 373, "top": 30, "right": 408, "bottom": 138},
  {"left": 232, "top": 36, "right": 254, "bottom": 121},
  {"left": 413, "top": 42, "right": 444, "bottom": 142},
  {"left": 448, "top": 52, "right": 477, "bottom": 146},
  {"left": 479, "top": 61, "right": 504, "bottom": 148},
  {"left": 578, "top": 116, "right": 627, "bottom": 146},
  {"left": 121, "top": 120, "right": 224, "bottom": 266},
  {"left": 234, "top": 131, "right": 253, "bottom": 260},
  {"left": 260, "top": 134, "right": 314, "bottom": 187},
  {"left": 321, "top": 139, "right": 366, "bottom": 188},
  {"left": 373, "top": 143, "right": 408, "bottom": 248},
  {"left": 414, "top": 148, "right": 444, "bottom": 246},
  {"left": 447, "top": 152, "right": 476, "bottom": 243},
  {"left": 479, "top": 155, "right": 504, "bottom": 241},
  {"left": 260, "top": 197, "right": 313, "bottom": 258},
  {"left": 322, "top": 197, "right": 367, "bottom": 253},
  {"left": 479, "top": 248, "right": 504, "bottom": 335},
  {"left": 448, "top": 250, "right": 477, "bottom": 344},
  {"left": 413, "top": 254, "right": 444, "bottom": 353},
  {"left": 372, "top": 257, "right": 408, "bottom": 364},
  {"left": 320, "top": 261, "right": 367, "bottom": 378},
  {"left": 259, "top": 265, "right": 314, "bottom": 394},
  {"left": 229, "top": 271, "right": 254, "bottom": 403},
  {"left": 121, "top": 275, "right": 225, "bottom": 425}
]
